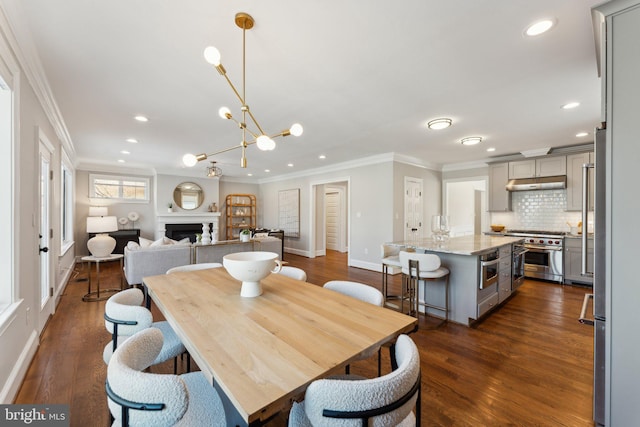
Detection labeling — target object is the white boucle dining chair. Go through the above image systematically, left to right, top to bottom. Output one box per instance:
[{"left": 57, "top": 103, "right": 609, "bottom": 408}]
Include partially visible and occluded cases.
[
  {"left": 166, "top": 262, "right": 223, "bottom": 274},
  {"left": 275, "top": 266, "right": 308, "bottom": 281},
  {"left": 323, "top": 280, "right": 385, "bottom": 375},
  {"left": 103, "top": 288, "right": 186, "bottom": 374},
  {"left": 106, "top": 328, "right": 226, "bottom": 427},
  {"left": 288, "top": 334, "right": 421, "bottom": 427}
]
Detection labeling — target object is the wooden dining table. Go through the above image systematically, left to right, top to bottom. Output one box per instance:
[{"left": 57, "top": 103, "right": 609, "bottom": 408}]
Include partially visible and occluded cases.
[{"left": 143, "top": 268, "right": 418, "bottom": 426}]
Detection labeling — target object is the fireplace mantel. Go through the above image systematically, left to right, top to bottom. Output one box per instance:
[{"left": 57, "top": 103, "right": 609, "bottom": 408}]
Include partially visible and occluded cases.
[{"left": 156, "top": 212, "right": 221, "bottom": 240}]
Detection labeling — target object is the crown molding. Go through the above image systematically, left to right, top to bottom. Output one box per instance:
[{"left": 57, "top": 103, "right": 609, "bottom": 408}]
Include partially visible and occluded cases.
[{"left": 0, "top": 2, "right": 76, "bottom": 161}]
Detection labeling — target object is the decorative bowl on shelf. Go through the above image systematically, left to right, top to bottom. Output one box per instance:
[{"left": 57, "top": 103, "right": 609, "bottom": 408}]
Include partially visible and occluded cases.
[
  {"left": 490, "top": 224, "right": 506, "bottom": 232},
  {"left": 223, "top": 251, "right": 282, "bottom": 297}
]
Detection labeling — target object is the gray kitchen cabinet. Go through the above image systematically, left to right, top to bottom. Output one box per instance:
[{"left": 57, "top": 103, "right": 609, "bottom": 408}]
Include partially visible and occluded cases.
[
  {"left": 566, "top": 152, "right": 594, "bottom": 211},
  {"left": 508, "top": 156, "right": 567, "bottom": 179},
  {"left": 508, "top": 159, "right": 536, "bottom": 179},
  {"left": 488, "top": 163, "right": 511, "bottom": 211},
  {"left": 563, "top": 236, "right": 593, "bottom": 285},
  {"left": 498, "top": 245, "right": 513, "bottom": 303}
]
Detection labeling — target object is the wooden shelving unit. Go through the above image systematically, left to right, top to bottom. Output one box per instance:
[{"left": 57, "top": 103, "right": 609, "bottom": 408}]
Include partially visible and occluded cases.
[{"left": 225, "top": 194, "right": 257, "bottom": 240}]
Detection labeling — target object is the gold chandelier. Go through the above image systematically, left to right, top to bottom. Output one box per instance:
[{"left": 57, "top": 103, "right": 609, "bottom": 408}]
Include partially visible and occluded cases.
[{"left": 183, "top": 12, "right": 303, "bottom": 170}]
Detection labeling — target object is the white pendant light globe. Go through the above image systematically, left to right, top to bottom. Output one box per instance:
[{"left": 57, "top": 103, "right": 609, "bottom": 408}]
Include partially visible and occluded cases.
[
  {"left": 203, "top": 46, "right": 221, "bottom": 66},
  {"left": 218, "top": 106, "right": 232, "bottom": 119},
  {"left": 290, "top": 123, "right": 303, "bottom": 137},
  {"left": 256, "top": 135, "right": 276, "bottom": 151},
  {"left": 183, "top": 153, "right": 198, "bottom": 167}
]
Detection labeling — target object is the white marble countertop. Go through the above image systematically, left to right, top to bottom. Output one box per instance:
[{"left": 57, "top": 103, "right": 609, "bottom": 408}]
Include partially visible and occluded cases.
[{"left": 386, "top": 235, "right": 524, "bottom": 256}]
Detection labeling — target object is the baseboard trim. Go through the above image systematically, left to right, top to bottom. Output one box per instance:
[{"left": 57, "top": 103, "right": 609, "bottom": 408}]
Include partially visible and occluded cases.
[{"left": 0, "top": 329, "right": 38, "bottom": 403}]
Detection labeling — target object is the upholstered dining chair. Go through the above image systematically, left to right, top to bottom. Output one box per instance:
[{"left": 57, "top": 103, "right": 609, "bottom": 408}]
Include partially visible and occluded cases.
[
  {"left": 399, "top": 251, "right": 450, "bottom": 323},
  {"left": 166, "top": 262, "right": 223, "bottom": 274},
  {"left": 275, "top": 266, "right": 308, "bottom": 281},
  {"left": 323, "top": 280, "right": 384, "bottom": 375},
  {"left": 324, "top": 280, "right": 384, "bottom": 307},
  {"left": 103, "top": 288, "right": 186, "bottom": 374},
  {"left": 106, "top": 328, "right": 226, "bottom": 427},
  {"left": 288, "top": 334, "right": 421, "bottom": 427}
]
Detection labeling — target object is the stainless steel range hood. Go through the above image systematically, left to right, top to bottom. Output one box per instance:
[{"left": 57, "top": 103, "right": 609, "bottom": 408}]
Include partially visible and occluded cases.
[{"left": 506, "top": 175, "right": 567, "bottom": 191}]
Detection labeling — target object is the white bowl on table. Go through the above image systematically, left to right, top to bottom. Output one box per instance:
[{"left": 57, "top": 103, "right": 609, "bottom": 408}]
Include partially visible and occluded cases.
[{"left": 223, "top": 251, "right": 283, "bottom": 297}]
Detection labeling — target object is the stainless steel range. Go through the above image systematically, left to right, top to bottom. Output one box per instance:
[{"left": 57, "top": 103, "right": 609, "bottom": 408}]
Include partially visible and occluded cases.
[{"left": 505, "top": 230, "right": 565, "bottom": 283}]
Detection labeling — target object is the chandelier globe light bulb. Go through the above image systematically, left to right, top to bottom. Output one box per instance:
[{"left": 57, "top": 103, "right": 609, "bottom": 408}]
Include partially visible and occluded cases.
[
  {"left": 203, "top": 46, "right": 221, "bottom": 66},
  {"left": 218, "top": 106, "right": 232, "bottom": 120},
  {"left": 290, "top": 123, "right": 303, "bottom": 137},
  {"left": 256, "top": 135, "right": 276, "bottom": 151},
  {"left": 183, "top": 153, "right": 198, "bottom": 167}
]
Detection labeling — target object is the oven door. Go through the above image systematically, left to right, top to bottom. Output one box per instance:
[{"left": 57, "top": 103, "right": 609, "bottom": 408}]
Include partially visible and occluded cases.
[
  {"left": 524, "top": 245, "right": 563, "bottom": 282},
  {"left": 512, "top": 246, "right": 528, "bottom": 290}
]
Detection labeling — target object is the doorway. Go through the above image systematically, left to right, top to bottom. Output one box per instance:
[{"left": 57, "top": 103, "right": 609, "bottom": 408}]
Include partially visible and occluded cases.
[
  {"left": 38, "top": 130, "right": 55, "bottom": 334},
  {"left": 310, "top": 178, "right": 349, "bottom": 260},
  {"left": 443, "top": 178, "right": 488, "bottom": 236}
]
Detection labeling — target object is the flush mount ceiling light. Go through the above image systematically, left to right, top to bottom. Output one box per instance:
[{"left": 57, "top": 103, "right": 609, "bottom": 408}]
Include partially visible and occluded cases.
[
  {"left": 183, "top": 12, "right": 303, "bottom": 170},
  {"left": 525, "top": 19, "right": 555, "bottom": 37},
  {"left": 562, "top": 101, "right": 580, "bottom": 109},
  {"left": 427, "top": 118, "right": 452, "bottom": 130},
  {"left": 460, "top": 136, "right": 482, "bottom": 146},
  {"left": 206, "top": 161, "right": 223, "bottom": 178}
]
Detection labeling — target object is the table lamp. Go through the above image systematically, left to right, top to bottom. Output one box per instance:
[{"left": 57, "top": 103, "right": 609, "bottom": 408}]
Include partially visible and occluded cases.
[{"left": 87, "top": 208, "right": 118, "bottom": 257}]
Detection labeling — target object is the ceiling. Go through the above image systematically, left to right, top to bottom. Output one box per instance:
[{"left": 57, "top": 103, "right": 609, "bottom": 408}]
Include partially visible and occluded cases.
[{"left": 3, "top": 0, "right": 603, "bottom": 180}]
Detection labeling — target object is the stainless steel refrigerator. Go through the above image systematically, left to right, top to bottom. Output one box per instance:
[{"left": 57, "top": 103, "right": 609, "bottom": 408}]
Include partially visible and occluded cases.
[{"left": 579, "top": 126, "right": 606, "bottom": 426}]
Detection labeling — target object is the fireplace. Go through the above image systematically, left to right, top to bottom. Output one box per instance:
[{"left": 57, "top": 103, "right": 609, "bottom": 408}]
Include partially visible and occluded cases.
[
  {"left": 155, "top": 212, "right": 220, "bottom": 241},
  {"left": 165, "top": 223, "right": 212, "bottom": 243}
]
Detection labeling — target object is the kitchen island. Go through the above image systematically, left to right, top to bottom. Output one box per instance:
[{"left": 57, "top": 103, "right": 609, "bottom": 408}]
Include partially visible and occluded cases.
[{"left": 386, "top": 235, "right": 524, "bottom": 326}]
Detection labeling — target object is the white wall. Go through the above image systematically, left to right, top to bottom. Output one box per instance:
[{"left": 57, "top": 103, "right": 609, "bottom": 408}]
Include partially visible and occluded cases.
[{"left": 0, "top": 8, "right": 75, "bottom": 401}]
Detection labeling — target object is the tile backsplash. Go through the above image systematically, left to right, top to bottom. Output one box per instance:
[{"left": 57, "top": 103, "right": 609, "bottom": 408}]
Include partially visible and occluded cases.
[{"left": 491, "top": 189, "right": 587, "bottom": 232}]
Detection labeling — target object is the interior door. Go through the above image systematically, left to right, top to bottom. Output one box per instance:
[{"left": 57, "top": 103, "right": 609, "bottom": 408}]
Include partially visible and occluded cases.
[
  {"left": 38, "top": 134, "right": 55, "bottom": 333},
  {"left": 404, "top": 177, "right": 423, "bottom": 240},
  {"left": 325, "top": 190, "right": 340, "bottom": 251}
]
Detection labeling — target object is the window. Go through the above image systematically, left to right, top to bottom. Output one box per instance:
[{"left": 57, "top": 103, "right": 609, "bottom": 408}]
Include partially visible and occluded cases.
[
  {"left": 0, "top": 64, "right": 15, "bottom": 316},
  {"left": 60, "top": 151, "right": 74, "bottom": 253},
  {"left": 89, "top": 174, "right": 149, "bottom": 202}
]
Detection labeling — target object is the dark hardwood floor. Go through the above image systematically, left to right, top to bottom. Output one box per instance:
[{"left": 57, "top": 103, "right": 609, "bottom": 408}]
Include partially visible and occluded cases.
[{"left": 15, "top": 251, "right": 594, "bottom": 426}]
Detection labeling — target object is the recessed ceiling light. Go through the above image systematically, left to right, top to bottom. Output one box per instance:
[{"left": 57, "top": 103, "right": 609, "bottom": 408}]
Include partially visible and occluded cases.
[
  {"left": 525, "top": 19, "right": 555, "bottom": 37},
  {"left": 562, "top": 102, "right": 580, "bottom": 110},
  {"left": 134, "top": 115, "right": 148, "bottom": 122},
  {"left": 427, "top": 118, "right": 452, "bottom": 130},
  {"left": 576, "top": 132, "right": 589, "bottom": 137},
  {"left": 461, "top": 136, "right": 482, "bottom": 146},
  {"left": 126, "top": 138, "right": 138, "bottom": 143},
  {"left": 487, "top": 147, "right": 496, "bottom": 152},
  {"left": 120, "top": 150, "right": 130, "bottom": 155},
  {"left": 319, "top": 155, "right": 326, "bottom": 159},
  {"left": 117, "top": 159, "right": 125, "bottom": 163},
  {"left": 287, "top": 163, "right": 294, "bottom": 167},
  {"left": 264, "top": 169, "right": 270, "bottom": 173},
  {"left": 247, "top": 173, "right": 253, "bottom": 177}
]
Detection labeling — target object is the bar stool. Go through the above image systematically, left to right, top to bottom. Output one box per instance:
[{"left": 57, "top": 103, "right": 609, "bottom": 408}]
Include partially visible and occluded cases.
[
  {"left": 381, "top": 244, "right": 413, "bottom": 307},
  {"left": 381, "top": 244, "right": 401, "bottom": 300},
  {"left": 399, "top": 251, "right": 450, "bottom": 323}
]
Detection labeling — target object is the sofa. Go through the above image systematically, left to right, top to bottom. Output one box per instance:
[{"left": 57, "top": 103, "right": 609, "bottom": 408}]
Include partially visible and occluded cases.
[{"left": 123, "top": 236, "right": 283, "bottom": 286}]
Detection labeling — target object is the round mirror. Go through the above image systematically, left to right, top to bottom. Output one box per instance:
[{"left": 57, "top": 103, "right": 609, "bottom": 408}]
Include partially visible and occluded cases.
[{"left": 173, "top": 182, "right": 204, "bottom": 210}]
